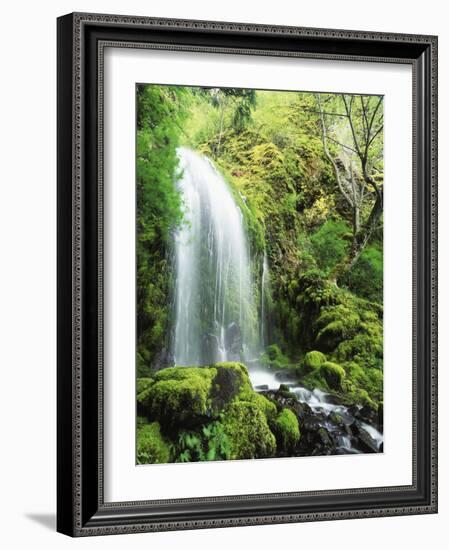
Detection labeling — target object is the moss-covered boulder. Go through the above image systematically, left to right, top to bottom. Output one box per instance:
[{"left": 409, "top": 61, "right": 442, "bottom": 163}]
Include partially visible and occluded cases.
[
  {"left": 303, "top": 350, "right": 326, "bottom": 371},
  {"left": 320, "top": 361, "right": 346, "bottom": 390},
  {"left": 141, "top": 362, "right": 256, "bottom": 428},
  {"left": 211, "top": 362, "right": 253, "bottom": 406},
  {"left": 145, "top": 367, "right": 217, "bottom": 427},
  {"left": 136, "top": 377, "right": 154, "bottom": 409},
  {"left": 222, "top": 400, "right": 276, "bottom": 459},
  {"left": 271, "top": 408, "right": 300, "bottom": 452},
  {"left": 137, "top": 421, "right": 171, "bottom": 464}
]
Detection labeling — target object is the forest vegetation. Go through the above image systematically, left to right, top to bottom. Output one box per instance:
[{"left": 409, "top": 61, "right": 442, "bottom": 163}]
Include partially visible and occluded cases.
[{"left": 136, "top": 84, "right": 384, "bottom": 463}]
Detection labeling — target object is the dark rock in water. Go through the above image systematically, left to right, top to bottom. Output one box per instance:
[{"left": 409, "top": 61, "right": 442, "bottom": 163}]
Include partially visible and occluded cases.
[
  {"left": 225, "top": 322, "right": 242, "bottom": 361},
  {"left": 201, "top": 332, "right": 220, "bottom": 364},
  {"left": 151, "top": 347, "right": 174, "bottom": 373},
  {"left": 255, "top": 384, "right": 269, "bottom": 391},
  {"left": 261, "top": 390, "right": 311, "bottom": 421},
  {"left": 325, "top": 394, "right": 344, "bottom": 406},
  {"left": 347, "top": 404, "right": 360, "bottom": 417},
  {"left": 358, "top": 405, "right": 378, "bottom": 426},
  {"left": 328, "top": 411, "right": 345, "bottom": 427},
  {"left": 299, "top": 423, "right": 337, "bottom": 456},
  {"left": 352, "top": 423, "right": 378, "bottom": 453},
  {"left": 317, "top": 427, "right": 333, "bottom": 447},
  {"left": 379, "top": 442, "right": 384, "bottom": 452}
]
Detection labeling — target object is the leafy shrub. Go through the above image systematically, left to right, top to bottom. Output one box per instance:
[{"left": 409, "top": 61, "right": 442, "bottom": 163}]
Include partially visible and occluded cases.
[
  {"left": 310, "top": 220, "right": 351, "bottom": 274},
  {"left": 342, "top": 245, "right": 383, "bottom": 302}
]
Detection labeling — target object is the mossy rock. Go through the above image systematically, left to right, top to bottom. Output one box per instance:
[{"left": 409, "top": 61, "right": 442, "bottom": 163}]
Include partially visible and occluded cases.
[
  {"left": 315, "top": 305, "right": 360, "bottom": 350},
  {"left": 303, "top": 350, "right": 326, "bottom": 371},
  {"left": 319, "top": 361, "right": 345, "bottom": 390},
  {"left": 343, "top": 361, "right": 382, "bottom": 407},
  {"left": 212, "top": 362, "right": 253, "bottom": 403},
  {"left": 145, "top": 363, "right": 254, "bottom": 428},
  {"left": 147, "top": 367, "right": 217, "bottom": 427},
  {"left": 136, "top": 377, "right": 154, "bottom": 410},
  {"left": 256, "top": 393, "right": 278, "bottom": 420},
  {"left": 222, "top": 401, "right": 276, "bottom": 459},
  {"left": 271, "top": 408, "right": 300, "bottom": 452},
  {"left": 136, "top": 421, "right": 171, "bottom": 464}
]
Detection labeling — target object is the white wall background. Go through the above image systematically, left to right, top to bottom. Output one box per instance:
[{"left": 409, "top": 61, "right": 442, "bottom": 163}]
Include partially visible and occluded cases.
[{"left": 0, "top": 0, "right": 445, "bottom": 548}]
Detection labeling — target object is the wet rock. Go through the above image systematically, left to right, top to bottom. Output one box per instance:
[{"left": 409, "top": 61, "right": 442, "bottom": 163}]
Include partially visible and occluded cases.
[
  {"left": 225, "top": 322, "right": 242, "bottom": 361},
  {"left": 201, "top": 333, "right": 220, "bottom": 364},
  {"left": 151, "top": 347, "right": 175, "bottom": 373},
  {"left": 278, "top": 383, "right": 295, "bottom": 397},
  {"left": 255, "top": 384, "right": 269, "bottom": 391},
  {"left": 325, "top": 394, "right": 345, "bottom": 406},
  {"left": 358, "top": 405, "right": 378, "bottom": 426},
  {"left": 328, "top": 411, "right": 345, "bottom": 427},
  {"left": 352, "top": 423, "right": 378, "bottom": 453},
  {"left": 317, "top": 427, "right": 333, "bottom": 447}
]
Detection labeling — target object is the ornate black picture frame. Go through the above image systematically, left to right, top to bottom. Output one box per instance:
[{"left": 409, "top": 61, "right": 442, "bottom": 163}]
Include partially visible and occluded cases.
[{"left": 57, "top": 12, "right": 438, "bottom": 537}]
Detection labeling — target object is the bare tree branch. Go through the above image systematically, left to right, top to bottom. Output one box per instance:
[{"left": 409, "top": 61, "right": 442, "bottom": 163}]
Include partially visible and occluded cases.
[{"left": 315, "top": 94, "right": 354, "bottom": 209}]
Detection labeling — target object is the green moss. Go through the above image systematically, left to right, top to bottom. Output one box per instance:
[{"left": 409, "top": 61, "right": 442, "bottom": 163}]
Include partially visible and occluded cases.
[
  {"left": 315, "top": 305, "right": 360, "bottom": 350},
  {"left": 260, "top": 344, "right": 292, "bottom": 370},
  {"left": 303, "top": 350, "right": 326, "bottom": 371},
  {"left": 320, "top": 361, "right": 346, "bottom": 390},
  {"left": 343, "top": 361, "right": 383, "bottom": 406},
  {"left": 210, "top": 362, "right": 253, "bottom": 409},
  {"left": 148, "top": 367, "right": 217, "bottom": 426},
  {"left": 136, "top": 377, "right": 154, "bottom": 409},
  {"left": 252, "top": 392, "right": 277, "bottom": 421},
  {"left": 222, "top": 401, "right": 276, "bottom": 459},
  {"left": 271, "top": 409, "right": 300, "bottom": 452},
  {"left": 136, "top": 421, "right": 171, "bottom": 464}
]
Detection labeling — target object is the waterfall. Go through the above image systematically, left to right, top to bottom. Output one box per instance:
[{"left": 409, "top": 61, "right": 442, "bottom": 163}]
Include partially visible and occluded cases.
[
  {"left": 172, "top": 148, "right": 258, "bottom": 366},
  {"left": 260, "top": 252, "right": 270, "bottom": 349}
]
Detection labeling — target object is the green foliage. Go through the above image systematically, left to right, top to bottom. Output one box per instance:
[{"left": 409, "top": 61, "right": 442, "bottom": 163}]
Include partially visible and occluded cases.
[
  {"left": 136, "top": 84, "right": 191, "bottom": 370},
  {"left": 135, "top": 85, "right": 385, "bottom": 448},
  {"left": 310, "top": 220, "right": 351, "bottom": 274},
  {"left": 342, "top": 245, "right": 383, "bottom": 302},
  {"left": 261, "top": 344, "right": 292, "bottom": 369},
  {"left": 136, "top": 377, "right": 154, "bottom": 410},
  {"left": 271, "top": 409, "right": 301, "bottom": 452},
  {"left": 175, "top": 420, "right": 231, "bottom": 462},
  {"left": 136, "top": 422, "right": 171, "bottom": 464}
]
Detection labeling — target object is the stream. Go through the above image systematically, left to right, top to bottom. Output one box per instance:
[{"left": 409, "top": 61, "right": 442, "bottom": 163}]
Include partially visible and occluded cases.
[{"left": 249, "top": 365, "right": 383, "bottom": 455}]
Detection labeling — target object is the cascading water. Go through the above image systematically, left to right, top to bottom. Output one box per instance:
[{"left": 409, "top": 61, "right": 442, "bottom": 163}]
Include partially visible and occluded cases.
[
  {"left": 172, "top": 147, "right": 258, "bottom": 366},
  {"left": 260, "top": 252, "right": 270, "bottom": 349}
]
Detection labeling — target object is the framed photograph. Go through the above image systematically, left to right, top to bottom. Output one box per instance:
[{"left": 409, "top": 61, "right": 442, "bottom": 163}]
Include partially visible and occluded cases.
[{"left": 57, "top": 12, "right": 438, "bottom": 536}]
